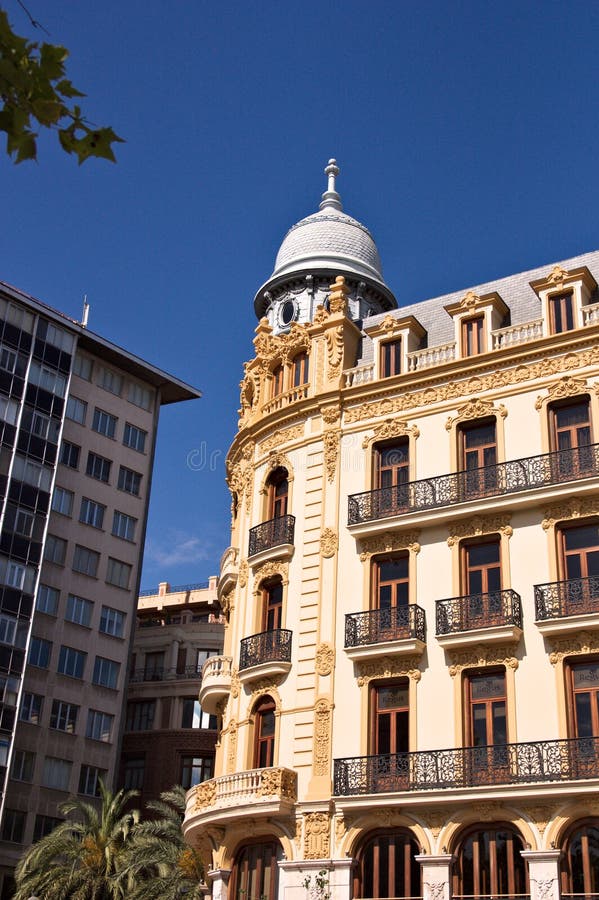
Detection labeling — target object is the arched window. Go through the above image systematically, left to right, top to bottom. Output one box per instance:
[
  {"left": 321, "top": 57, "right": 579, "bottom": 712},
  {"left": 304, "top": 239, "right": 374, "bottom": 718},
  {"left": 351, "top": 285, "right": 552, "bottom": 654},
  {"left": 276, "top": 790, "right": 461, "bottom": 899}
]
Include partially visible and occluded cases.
[
  {"left": 292, "top": 352, "right": 309, "bottom": 387},
  {"left": 271, "top": 365, "right": 284, "bottom": 398},
  {"left": 267, "top": 467, "right": 288, "bottom": 519},
  {"left": 253, "top": 695, "right": 276, "bottom": 768},
  {"left": 561, "top": 819, "right": 599, "bottom": 899},
  {"left": 453, "top": 824, "right": 527, "bottom": 898},
  {"left": 353, "top": 829, "right": 421, "bottom": 900},
  {"left": 230, "top": 838, "right": 282, "bottom": 900}
]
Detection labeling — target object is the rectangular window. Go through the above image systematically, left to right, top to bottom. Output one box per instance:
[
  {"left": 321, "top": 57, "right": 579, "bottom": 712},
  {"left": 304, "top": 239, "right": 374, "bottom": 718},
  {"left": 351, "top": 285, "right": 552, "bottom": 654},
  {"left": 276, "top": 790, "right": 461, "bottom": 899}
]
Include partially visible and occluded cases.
[
  {"left": 549, "top": 291, "right": 575, "bottom": 334},
  {"left": 461, "top": 315, "right": 485, "bottom": 356},
  {"left": 37, "top": 319, "right": 74, "bottom": 352},
  {"left": 380, "top": 339, "right": 402, "bottom": 378},
  {"left": 0, "top": 345, "right": 17, "bottom": 374},
  {"left": 292, "top": 352, "right": 309, "bottom": 387},
  {"left": 73, "top": 353, "right": 93, "bottom": 381},
  {"left": 29, "top": 361, "right": 67, "bottom": 397},
  {"left": 98, "top": 367, "right": 123, "bottom": 396},
  {"left": 128, "top": 381, "right": 152, "bottom": 410},
  {"left": 0, "top": 395, "right": 20, "bottom": 425},
  {"left": 65, "top": 395, "right": 87, "bottom": 425},
  {"left": 92, "top": 407, "right": 117, "bottom": 439},
  {"left": 29, "top": 409, "right": 52, "bottom": 438},
  {"left": 459, "top": 418, "right": 498, "bottom": 498},
  {"left": 123, "top": 422, "right": 147, "bottom": 453},
  {"left": 60, "top": 440, "right": 80, "bottom": 469},
  {"left": 375, "top": 440, "right": 410, "bottom": 515},
  {"left": 86, "top": 452, "right": 111, "bottom": 483},
  {"left": 11, "top": 455, "right": 53, "bottom": 491},
  {"left": 117, "top": 466, "right": 141, "bottom": 496},
  {"left": 52, "top": 486, "right": 74, "bottom": 517},
  {"left": 79, "top": 497, "right": 105, "bottom": 529},
  {"left": 13, "top": 506, "right": 34, "bottom": 537},
  {"left": 112, "top": 510, "right": 137, "bottom": 542},
  {"left": 44, "top": 534, "right": 67, "bottom": 566},
  {"left": 72, "top": 545, "right": 100, "bottom": 578},
  {"left": 0, "top": 556, "right": 35, "bottom": 593},
  {"left": 106, "top": 557, "right": 132, "bottom": 590},
  {"left": 36, "top": 584, "right": 60, "bottom": 616},
  {"left": 65, "top": 594, "right": 93, "bottom": 627},
  {"left": 100, "top": 605, "right": 125, "bottom": 637},
  {"left": 0, "top": 612, "right": 26, "bottom": 648},
  {"left": 29, "top": 637, "right": 52, "bottom": 669},
  {"left": 57, "top": 645, "right": 86, "bottom": 679},
  {"left": 144, "top": 651, "right": 164, "bottom": 680},
  {"left": 92, "top": 656, "right": 119, "bottom": 689},
  {"left": 568, "top": 660, "right": 599, "bottom": 738},
  {"left": 464, "top": 669, "right": 508, "bottom": 780},
  {"left": 0, "top": 674, "right": 19, "bottom": 708},
  {"left": 371, "top": 681, "right": 409, "bottom": 755},
  {"left": 20, "top": 692, "right": 43, "bottom": 724},
  {"left": 181, "top": 698, "right": 217, "bottom": 730},
  {"left": 50, "top": 699, "right": 78, "bottom": 733},
  {"left": 125, "top": 700, "right": 155, "bottom": 731},
  {"left": 86, "top": 709, "right": 113, "bottom": 742},
  {"left": 11, "top": 749, "right": 35, "bottom": 782},
  {"left": 180, "top": 755, "right": 214, "bottom": 789},
  {"left": 42, "top": 756, "right": 72, "bottom": 791},
  {"left": 123, "top": 756, "right": 145, "bottom": 789},
  {"left": 78, "top": 764, "right": 106, "bottom": 797},
  {"left": 1, "top": 809, "right": 25, "bottom": 843},
  {"left": 33, "top": 814, "right": 63, "bottom": 841}
]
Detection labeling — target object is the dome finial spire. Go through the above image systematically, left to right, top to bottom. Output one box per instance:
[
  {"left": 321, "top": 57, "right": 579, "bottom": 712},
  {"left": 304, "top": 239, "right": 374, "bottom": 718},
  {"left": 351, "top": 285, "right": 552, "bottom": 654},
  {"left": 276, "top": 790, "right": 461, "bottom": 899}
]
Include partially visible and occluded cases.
[{"left": 320, "top": 158, "right": 342, "bottom": 211}]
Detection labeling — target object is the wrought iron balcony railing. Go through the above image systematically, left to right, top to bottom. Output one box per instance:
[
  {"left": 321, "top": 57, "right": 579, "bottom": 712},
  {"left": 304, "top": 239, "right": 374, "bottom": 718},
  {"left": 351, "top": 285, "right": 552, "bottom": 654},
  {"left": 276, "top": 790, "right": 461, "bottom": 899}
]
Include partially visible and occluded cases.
[
  {"left": 348, "top": 443, "right": 599, "bottom": 525},
  {"left": 248, "top": 514, "right": 295, "bottom": 557},
  {"left": 535, "top": 575, "right": 599, "bottom": 620},
  {"left": 436, "top": 589, "right": 522, "bottom": 635},
  {"left": 345, "top": 604, "right": 426, "bottom": 648},
  {"left": 239, "top": 628, "right": 292, "bottom": 671},
  {"left": 129, "top": 665, "right": 201, "bottom": 683},
  {"left": 334, "top": 735, "right": 599, "bottom": 795}
]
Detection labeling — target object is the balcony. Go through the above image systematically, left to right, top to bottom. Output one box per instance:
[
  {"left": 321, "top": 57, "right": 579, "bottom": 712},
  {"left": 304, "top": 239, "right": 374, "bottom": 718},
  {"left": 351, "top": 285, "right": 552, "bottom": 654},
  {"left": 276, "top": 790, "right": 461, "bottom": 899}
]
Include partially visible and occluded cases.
[
  {"left": 348, "top": 443, "right": 599, "bottom": 532},
  {"left": 248, "top": 514, "right": 295, "bottom": 565},
  {"left": 218, "top": 546, "right": 239, "bottom": 598},
  {"left": 535, "top": 575, "right": 599, "bottom": 636},
  {"left": 436, "top": 589, "right": 522, "bottom": 648},
  {"left": 344, "top": 605, "right": 426, "bottom": 662},
  {"left": 239, "top": 628, "right": 292, "bottom": 684},
  {"left": 199, "top": 655, "right": 233, "bottom": 715},
  {"left": 129, "top": 665, "right": 201, "bottom": 683},
  {"left": 333, "top": 735, "right": 599, "bottom": 798},
  {"left": 183, "top": 766, "right": 297, "bottom": 833}
]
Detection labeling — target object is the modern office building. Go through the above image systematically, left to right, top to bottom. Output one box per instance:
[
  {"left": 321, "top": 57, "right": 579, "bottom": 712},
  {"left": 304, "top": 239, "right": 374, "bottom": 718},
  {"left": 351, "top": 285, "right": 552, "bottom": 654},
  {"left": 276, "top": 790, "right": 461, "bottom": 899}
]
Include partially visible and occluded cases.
[
  {"left": 184, "top": 161, "right": 599, "bottom": 900},
  {"left": 0, "top": 280, "right": 200, "bottom": 894},
  {"left": 119, "top": 577, "right": 223, "bottom": 805}
]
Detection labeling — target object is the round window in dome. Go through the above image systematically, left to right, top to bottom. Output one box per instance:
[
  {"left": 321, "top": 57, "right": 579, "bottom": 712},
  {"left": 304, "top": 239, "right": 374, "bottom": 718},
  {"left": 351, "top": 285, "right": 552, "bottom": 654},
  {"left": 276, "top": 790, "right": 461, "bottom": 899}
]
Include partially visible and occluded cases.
[{"left": 279, "top": 299, "right": 297, "bottom": 327}]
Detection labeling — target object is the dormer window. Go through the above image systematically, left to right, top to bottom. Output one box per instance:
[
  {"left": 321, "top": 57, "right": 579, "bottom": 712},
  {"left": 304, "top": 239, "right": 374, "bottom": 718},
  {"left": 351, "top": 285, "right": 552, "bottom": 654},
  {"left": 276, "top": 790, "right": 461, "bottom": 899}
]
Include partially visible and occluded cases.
[
  {"left": 530, "top": 265, "right": 598, "bottom": 337},
  {"left": 445, "top": 291, "right": 508, "bottom": 360},
  {"left": 548, "top": 291, "right": 574, "bottom": 334},
  {"left": 461, "top": 315, "right": 485, "bottom": 357},
  {"left": 380, "top": 339, "right": 402, "bottom": 378}
]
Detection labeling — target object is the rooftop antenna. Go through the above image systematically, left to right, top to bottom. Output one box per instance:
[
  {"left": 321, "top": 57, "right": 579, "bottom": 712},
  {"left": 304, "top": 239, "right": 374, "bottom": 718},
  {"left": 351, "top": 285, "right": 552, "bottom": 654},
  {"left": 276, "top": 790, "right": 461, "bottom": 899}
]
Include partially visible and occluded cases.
[{"left": 81, "top": 295, "right": 90, "bottom": 328}]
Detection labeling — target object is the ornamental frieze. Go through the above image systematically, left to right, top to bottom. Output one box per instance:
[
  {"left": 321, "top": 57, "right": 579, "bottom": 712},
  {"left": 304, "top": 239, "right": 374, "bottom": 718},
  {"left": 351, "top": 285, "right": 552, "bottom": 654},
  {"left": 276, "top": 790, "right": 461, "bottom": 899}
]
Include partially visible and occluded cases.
[
  {"left": 253, "top": 320, "right": 311, "bottom": 366},
  {"left": 325, "top": 327, "right": 345, "bottom": 381},
  {"left": 534, "top": 375, "right": 590, "bottom": 410},
  {"left": 445, "top": 397, "right": 507, "bottom": 431},
  {"left": 320, "top": 403, "right": 341, "bottom": 425},
  {"left": 362, "top": 417, "right": 420, "bottom": 448},
  {"left": 260, "top": 424, "right": 304, "bottom": 453},
  {"left": 324, "top": 428, "right": 341, "bottom": 482},
  {"left": 542, "top": 496, "right": 599, "bottom": 531},
  {"left": 447, "top": 515, "right": 512, "bottom": 547},
  {"left": 320, "top": 528, "right": 338, "bottom": 558},
  {"left": 359, "top": 530, "right": 421, "bottom": 562},
  {"left": 238, "top": 559, "right": 248, "bottom": 588},
  {"left": 253, "top": 560, "right": 289, "bottom": 592},
  {"left": 548, "top": 631, "right": 599, "bottom": 665},
  {"left": 315, "top": 642, "right": 335, "bottom": 675},
  {"left": 447, "top": 645, "right": 519, "bottom": 677},
  {"left": 356, "top": 655, "right": 422, "bottom": 686},
  {"left": 313, "top": 698, "right": 332, "bottom": 776},
  {"left": 226, "top": 719, "right": 238, "bottom": 774},
  {"left": 257, "top": 767, "right": 296, "bottom": 800},
  {"left": 194, "top": 780, "right": 216, "bottom": 811},
  {"left": 304, "top": 811, "right": 331, "bottom": 859}
]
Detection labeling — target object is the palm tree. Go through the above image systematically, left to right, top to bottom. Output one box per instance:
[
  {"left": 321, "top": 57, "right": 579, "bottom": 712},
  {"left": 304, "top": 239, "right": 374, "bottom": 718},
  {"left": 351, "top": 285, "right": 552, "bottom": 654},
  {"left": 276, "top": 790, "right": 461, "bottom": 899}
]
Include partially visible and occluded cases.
[
  {"left": 14, "top": 781, "right": 140, "bottom": 900},
  {"left": 124, "top": 785, "right": 205, "bottom": 900}
]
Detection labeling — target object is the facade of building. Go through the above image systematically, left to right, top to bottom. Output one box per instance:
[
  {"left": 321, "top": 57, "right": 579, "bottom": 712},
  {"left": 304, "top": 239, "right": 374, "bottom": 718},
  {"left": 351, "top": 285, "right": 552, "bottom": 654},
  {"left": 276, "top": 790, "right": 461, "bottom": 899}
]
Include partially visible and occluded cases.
[
  {"left": 184, "top": 161, "right": 599, "bottom": 900},
  {"left": 0, "top": 281, "right": 200, "bottom": 894},
  {"left": 119, "top": 577, "right": 224, "bottom": 805}
]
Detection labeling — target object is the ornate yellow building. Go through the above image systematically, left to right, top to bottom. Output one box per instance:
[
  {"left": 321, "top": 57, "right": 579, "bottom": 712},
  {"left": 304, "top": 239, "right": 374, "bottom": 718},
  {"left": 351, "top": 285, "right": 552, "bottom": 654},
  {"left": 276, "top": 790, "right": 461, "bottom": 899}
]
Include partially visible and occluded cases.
[{"left": 184, "top": 161, "right": 599, "bottom": 900}]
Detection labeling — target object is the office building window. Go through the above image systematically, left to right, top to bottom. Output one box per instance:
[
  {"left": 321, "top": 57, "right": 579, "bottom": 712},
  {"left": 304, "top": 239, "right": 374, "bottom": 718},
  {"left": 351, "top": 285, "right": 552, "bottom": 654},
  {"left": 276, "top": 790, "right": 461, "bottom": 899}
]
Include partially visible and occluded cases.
[
  {"left": 72, "top": 353, "right": 93, "bottom": 381},
  {"left": 98, "top": 367, "right": 123, "bottom": 396},
  {"left": 128, "top": 382, "right": 152, "bottom": 410},
  {"left": 65, "top": 395, "right": 87, "bottom": 424},
  {"left": 92, "top": 407, "right": 117, "bottom": 439},
  {"left": 123, "top": 422, "right": 147, "bottom": 453},
  {"left": 60, "top": 440, "right": 80, "bottom": 469},
  {"left": 86, "top": 452, "right": 111, "bottom": 483},
  {"left": 11, "top": 455, "right": 53, "bottom": 491},
  {"left": 117, "top": 466, "right": 141, "bottom": 496},
  {"left": 52, "top": 486, "right": 74, "bottom": 517},
  {"left": 79, "top": 497, "right": 106, "bottom": 529},
  {"left": 112, "top": 510, "right": 136, "bottom": 542},
  {"left": 44, "top": 534, "right": 67, "bottom": 566},
  {"left": 72, "top": 545, "right": 100, "bottom": 578},
  {"left": 106, "top": 557, "right": 132, "bottom": 590},
  {"left": 36, "top": 584, "right": 60, "bottom": 616},
  {"left": 65, "top": 593, "right": 93, "bottom": 627},
  {"left": 99, "top": 605, "right": 125, "bottom": 637},
  {"left": 28, "top": 637, "right": 52, "bottom": 669},
  {"left": 57, "top": 645, "right": 86, "bottom": 679},
  {"left": 92, "top": 656, "right": 119, "bottom": 689},
  {"left": 20, "top": 692, "right": 43, "bottom": 724},
  {"left": 50, "top": 699, "right": 78, "bottom": 733},
  {"left": 181, "top": 699, "right": 216, "bottom": 730},
  {"left": 125, "top": 700, "right": 155, "bottom": 731},
  {"left": 86, "top": 709, "right": 113, "bottom": 742},
  {"left": 11, "top": 749, "right": 35, "bottom": 782},
  {"left": 180, "top": 755, "right": 214, "bottom": 789},
  {"left": 42, "top": 756, "right": 72, "bottom": 791},
  {"left": 123, "top": 756, "right": 145, "bottom": 789},
  {"left": 78, "top": 764, "right": 106, "bottom": 797},
  {"left": 1, "top": 809, "right": 25, "bottom": 843},
  {"left": 33, "top": 815, "right": 63, "bottom": 841}
]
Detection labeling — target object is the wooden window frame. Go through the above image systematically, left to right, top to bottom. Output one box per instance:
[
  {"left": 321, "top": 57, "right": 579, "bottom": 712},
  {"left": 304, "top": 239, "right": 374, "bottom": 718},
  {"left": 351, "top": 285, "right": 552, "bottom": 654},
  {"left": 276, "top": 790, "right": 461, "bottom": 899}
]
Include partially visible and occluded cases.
[
  {"left": 549, "top": 291, "right": 575, "bottom": 334},
  {"left": 461, "top": 314, "right": 485, "bottom": 356},
  {"left": 380, "top": 338, "right": 402, "bottom": 378},
  {"left": 292, "top": 352, "right": 309, "bottom": 388},
  {"left": 271, "top": 365, "right": 285, "bottom": 398},
  {"left": 549, "top": 396, "right": 592, "bottom": 453},
  {"left": 458, "top": 418, "right": 497, "bottom": 471},
  {"left": 374, "top": 439, "right": 410, "bottom": 489},
  {"left": 267, "top": 467, "right": 288, "bottom": 519},
  {"left": 557, "top": 521, "right": 599, "bottom": 581},
  {"left": 461, "top": 536, "right": 502, "bottom": 595},
  {"left": 371, "top": 554, "right": 409, "bottom": 611},
  {"left": 261, "top": 579, "right": 283, "bottom": 632},
  {"left": 565, "top": 656, "right": 599, "bottom": 739},
  {"left": 463, "top": 666, "right": 507, "bottom": 747},
  {"left": 369, "top": 679, "right": 409, "bottom": 755},
  {"left": 253, "top": 696, "right": 276, "bottom": 769},
  {"left": 560, "top": 819, "right": 599, "bottom": 897},
  {"left": 453, "top": 823, "right": 528, "bottom": 898},
  {"left": 353, "top": 829, "right": 421, "bottom": 900},
  {"left": 230, "top": 839, "right": 282, "bottom": 900}
]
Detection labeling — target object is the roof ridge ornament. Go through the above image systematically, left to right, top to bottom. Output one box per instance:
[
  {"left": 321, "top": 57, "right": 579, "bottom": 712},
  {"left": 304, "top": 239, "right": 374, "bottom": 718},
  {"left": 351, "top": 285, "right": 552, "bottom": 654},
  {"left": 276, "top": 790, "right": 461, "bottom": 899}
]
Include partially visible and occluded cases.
[{"left": 319, "top": 158, "right": 343, "bottom": 211}]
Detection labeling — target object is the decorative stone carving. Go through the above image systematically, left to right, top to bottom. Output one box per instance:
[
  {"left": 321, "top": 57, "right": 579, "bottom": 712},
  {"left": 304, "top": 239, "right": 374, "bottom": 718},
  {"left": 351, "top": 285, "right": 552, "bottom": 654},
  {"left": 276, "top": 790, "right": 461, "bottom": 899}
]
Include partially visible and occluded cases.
[
  {"left": 546, "top": 264, "right": 570, "bottom": 285},
  {"left": 328, "top": 275, "right": 350, "bottom": 314},
  {"left": 459, "top": 290, "right": 483, "bottom": 309},
  {"left": 313, "top": 305, "right": 329, "bottom": 326},
  {"left": 379, "top": 313, "right": 402, "bottom": 333},
  {"left": 253, "top": 320, "right": 311, "bottom": 367},
  {"left": 325, "top": 328, "right": 345, "bottom": 381},
  {"left": 343, "top": 345, "right": 599, "bottom": 423},
  {"left": 535, "top": 375, "right": 589, "bottom": 410},
  {"left": 445, "top": 397, "right": 508, "bottom": 431},
  {"left": 320, "top": 404, "right": 341, "bottom": 425},
  {"left": 362, "top": 417, "right": 420, "bottom": 448},
  {"left": 260, "top": 424, "right": 304, "bottom": 453},
  {"left": 323, "top": 428, "right": 341, "bottom": 482},
  {"left": 227, "top": 456, "right": 254, "bottom": 514},
  {"left": 542, "top": 496, "right": 599, "bottom": 530},
  {"left": 447, "top": 515, "right": 512, "bottom": 547},
  {"left": 320, "top": 529, "right": 338, "bottom": 558},
  {"left": 359, "top": 530, "right": 421, "bottom": 562},
  {"left": 238, "top": 560, "right": 248, "bottom": 588},
  {"left": 253, "top": 560, "right": 289, "bottom": 592},
  {"left": 219, "top": 588, "right": 234, "bottom": 617},
  {"left": 549, "top": 631, "right": 599, "bottom": 665},
  {"left": 315, "top": 642, "right": 335, "bottom": 675},
  {"left": 448, "top": 645, "right": 519, "bottom": 677},
  {"left": 356, "top": 655, "right": 422, "bottom": 686},
  {"left": 230, "top": 669, "right": 240, "bottom": 699},
  {"left": 250, "top": 679, "right": 282, "bottom": 700},
  {"left": 313, "top": 698, "right": 332, "bottom": 776},
  {"left": 227, "top": 719, "right": 237, "bottom": 774},
  {"left": 256, "top": 767, "right": 296, "bottom": 799},
  {"left": 194, "top": 780, "right": 216, "bottom": 811},
  {"left": 477, "top": 801, "right": 501, "bottom": 821},
  {"left": 521, "top": 804, "right": 555, "bottom": 836},
  {"left": 424, "top": 808, "right": 456, "bottom": 839},
  {"left": 304, "top": 811, "right": 330, "bottom": 859},
  {"left": 334, "top": 814, "right": 349, "bottom": 844},
  {"left": 294, "top": 817, "right": 303, "bottom": 851},
  {"left": 531, "top": 879, "right": 557, "bottom": 900},
  {"left": 425, "top": 883, "right": 446, "bottom": 900}
]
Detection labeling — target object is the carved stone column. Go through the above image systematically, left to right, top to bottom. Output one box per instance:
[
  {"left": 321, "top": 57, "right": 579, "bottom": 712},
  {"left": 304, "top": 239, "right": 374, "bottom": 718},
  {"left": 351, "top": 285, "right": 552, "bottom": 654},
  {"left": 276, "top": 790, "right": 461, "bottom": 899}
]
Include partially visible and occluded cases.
[
  {"left": 520, "top": 850, "right": 561, "bottom": 900},
  {"left": 415, "top": 854, "right": 454, "bottom": 900},
  {"left": 278, "top": 859, "right": 352, "bottom": 900},
  {"left": 207, "top": 868, "right": 231, "bottom": 900}
]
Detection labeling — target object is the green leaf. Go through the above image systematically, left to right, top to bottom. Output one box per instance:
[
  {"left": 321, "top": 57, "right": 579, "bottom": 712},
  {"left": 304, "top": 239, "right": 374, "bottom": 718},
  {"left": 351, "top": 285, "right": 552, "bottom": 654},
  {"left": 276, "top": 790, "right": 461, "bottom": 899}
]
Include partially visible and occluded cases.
[{"left": 56, "top": 78, "right": 84, "bottom": 99}]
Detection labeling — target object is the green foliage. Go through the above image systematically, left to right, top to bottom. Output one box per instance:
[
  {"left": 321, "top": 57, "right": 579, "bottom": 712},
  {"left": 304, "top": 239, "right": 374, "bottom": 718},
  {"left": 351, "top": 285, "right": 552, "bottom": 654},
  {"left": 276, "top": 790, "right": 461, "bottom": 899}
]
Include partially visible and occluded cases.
[{"left": 0, "top": 6, "right": 123, "bottom": 163}]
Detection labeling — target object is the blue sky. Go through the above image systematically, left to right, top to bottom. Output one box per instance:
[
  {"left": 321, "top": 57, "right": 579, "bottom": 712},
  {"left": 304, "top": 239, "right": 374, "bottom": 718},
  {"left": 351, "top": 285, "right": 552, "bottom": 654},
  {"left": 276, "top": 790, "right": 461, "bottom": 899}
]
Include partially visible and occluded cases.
[{"left": 2, "top": 0, "right": 599, "bottom": 588}]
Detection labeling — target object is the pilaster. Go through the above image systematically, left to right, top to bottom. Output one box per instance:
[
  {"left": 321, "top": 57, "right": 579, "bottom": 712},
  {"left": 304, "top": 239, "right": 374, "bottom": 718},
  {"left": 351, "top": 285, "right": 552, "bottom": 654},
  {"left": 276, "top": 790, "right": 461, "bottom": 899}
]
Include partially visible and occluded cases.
[
  {"left": 520, "top": 850, "right": 561, "bottom": 900},
  {"left": 415, "top": 854, "right": 454, "bottom": 900}
]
